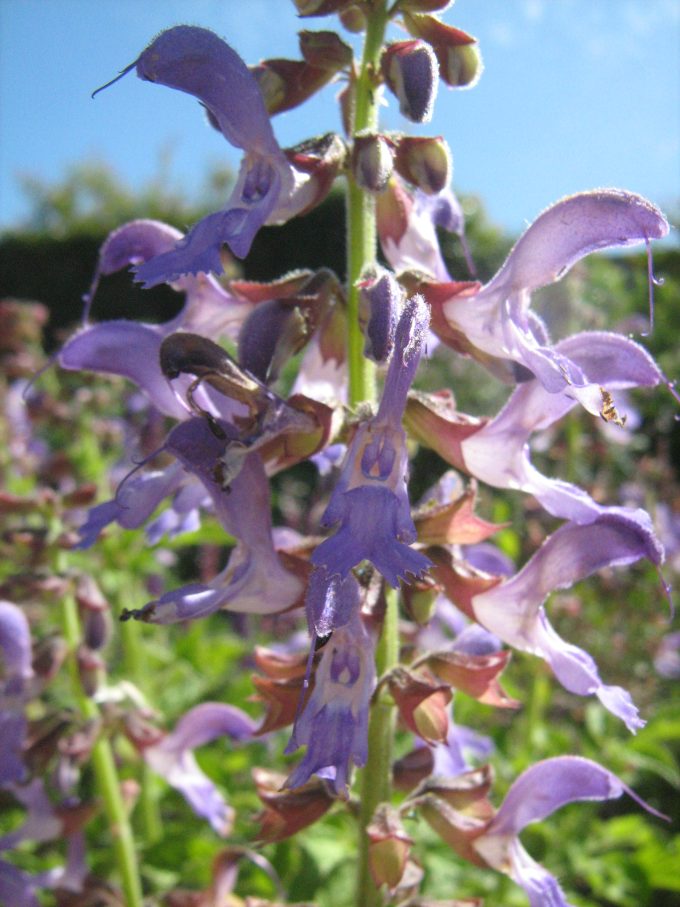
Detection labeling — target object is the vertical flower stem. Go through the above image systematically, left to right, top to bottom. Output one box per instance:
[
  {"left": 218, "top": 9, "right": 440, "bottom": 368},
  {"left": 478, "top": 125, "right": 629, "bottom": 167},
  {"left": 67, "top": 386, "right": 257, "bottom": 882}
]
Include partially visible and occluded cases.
[
  {"left": 346, "top": 0, "right": 389, "bottom": 406},
  {"left": 345, "top": 4, "right": 396, "bottom": 903},
  {"left": 60, "top": 582, "right": 144, "bottom": 907},
  {"left": 357, "top": 586, "right": 400, "bottom": 907},
  {"left": 120, "top": 614, "right": 163, "bottom": 845}
]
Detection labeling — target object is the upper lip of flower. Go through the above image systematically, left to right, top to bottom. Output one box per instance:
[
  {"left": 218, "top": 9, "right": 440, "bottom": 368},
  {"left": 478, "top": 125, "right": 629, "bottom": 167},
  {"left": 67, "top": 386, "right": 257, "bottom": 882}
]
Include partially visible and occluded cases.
[{"left": 441, "top": 189, "right": 668, "bottom": 415}]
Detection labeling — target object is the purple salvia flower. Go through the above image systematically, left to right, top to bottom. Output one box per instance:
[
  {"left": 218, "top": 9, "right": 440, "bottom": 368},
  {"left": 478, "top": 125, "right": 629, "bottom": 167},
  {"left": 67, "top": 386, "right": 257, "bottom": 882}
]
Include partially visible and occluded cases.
[
  {"left": 95, "top": 27, "right": 312, "bottom": 284},
  {"left": 379, "top": 178, "right": 472, "bottom": 281},
  {"left": 444, "top": 190, "right": 668, "bottom": 415},
  {"left": 82, "top": 219, "right": 252, "bottom": 335},
  {"left": 61, "top": 220, "right": 254, "bottom": 418},
  {"left": 311, "top": 296, "right": 432, "bottom": 586},
  {"left": 60, "top": 321, "right": 188, "bottom": 419},
  {"left": 460, "top": 331, "right": 662, "bottom": 522},
  {"left": 291, "top": 337, "right": 348, "bottom": 405},
  {"left": 132, "top": 418, "right": 303, "bottom": 622},
  {"left": 75, "top": 461, "right": 189, "bottom": 548},
  {"left": 470, "top": 511, "right": 664, "bottom": 731},
  {"left": 305, "top": 567, "right": 361, "bottom": 637},
  {"left": 0, "top": 601, "right": 34, "bottom": 787},
  {"left": 0, "top": 601, "right": 33, "bottom": 696},
  {"left": 285, "top": 608, "right": 376, "bottom": 797},
  {"left": 654, "top": 631, "right": 680, "bottom": 679},
  {"left": 143, "top": 702, "right": 256, "bottom": 835},
  {"left": 431, "top": 706, "right": 494, "bottom": 778},
  {"left": 473, "top": 756, "right": 667, "bottom": 907},
  {"left": 0, "top": 780, "right": 61, "bottom": 851},
  {"left": 0, "top": 862, "right": 40, "bottom": 907}
]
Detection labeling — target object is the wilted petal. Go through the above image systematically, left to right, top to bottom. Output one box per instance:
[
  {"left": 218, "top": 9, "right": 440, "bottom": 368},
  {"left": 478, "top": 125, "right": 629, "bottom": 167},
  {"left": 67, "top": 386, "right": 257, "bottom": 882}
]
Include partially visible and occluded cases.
[
  {"left": 471, "top": 512, "right": 663, "bottom": 730},
  {"left": 144, "top": 702, "right": 256, "bottom": 835}
]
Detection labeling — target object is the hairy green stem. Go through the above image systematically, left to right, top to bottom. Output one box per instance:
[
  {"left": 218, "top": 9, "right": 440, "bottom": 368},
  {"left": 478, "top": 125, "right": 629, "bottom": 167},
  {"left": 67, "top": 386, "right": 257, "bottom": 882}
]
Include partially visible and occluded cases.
[
  {"left": 346, "top": 0, "right": 389, "bottom": 407},
  {"left": 346, "top": 4, "right": 396, "bottom": 903},
  {"left": 60, "top": 587, "right": 144, "bottom": 907},
  {"left": 357, "top": 587, "right": 400, "bottom": 906},
  {"left": 120, "top": 615, "right": 163, "bottom": 845}
]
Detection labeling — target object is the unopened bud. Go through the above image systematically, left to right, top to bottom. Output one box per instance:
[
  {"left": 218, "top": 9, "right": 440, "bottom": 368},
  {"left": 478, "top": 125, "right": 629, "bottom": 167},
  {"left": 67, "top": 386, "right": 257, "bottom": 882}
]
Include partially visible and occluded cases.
[
  {"left": 339, "top": 5, "right": 367, "bottom": 32},
  {"left": 403, "top": 13, "right": 482, "bottom": 88},
  {"left": 382, "top": 40, "right": 439, "bottom": 123},
  {"left": 441, "top": 42, "right": 482, "bottom": 88},
  {"left": 352, "top": 133, "right": 395, "bottom": 193},
  {"left": 394, "top": 135, "right": 452, "bottom": 195},
  {"left": 357, "top": 266, "right": 403, "bottom": 363},
  {"left": 401, "top": 578, "right": 438, "bottom": 625},
  {"left": 82, "top": 607, "right": 111, "bottom": 651},
  {"left": 31, "top": 635, "right": 67, "bottom": 680},
  {"left": 77, "top": 645, "right": 104, "bottom": 697},
  {"left": 367, "top": 804, "right": 413, "bottom": 890}
]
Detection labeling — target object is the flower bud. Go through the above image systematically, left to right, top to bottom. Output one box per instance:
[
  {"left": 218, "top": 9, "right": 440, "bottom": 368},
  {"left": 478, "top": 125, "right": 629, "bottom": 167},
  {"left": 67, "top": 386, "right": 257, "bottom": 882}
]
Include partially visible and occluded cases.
[
  {"left": 339, "top": 5, "right": 367, "bottom": 32},
  {"left": 403, "top": 13, "right": 482, "bottom": 88},
  {"left": 381, "top": 40, "right": 439, "bottom": 123},
  {"left": 351, "top": 132, "right": 395, "bottom": 193},
  {"left": 394, "top": 135, "right": 452, "bottom": 195},
  {"left": 357, "top": 266, "right": 403, "bottom": 363},
  {"left": 401, "top": 578, "right": 438, "bottom": 625},
  {"left": 31, "top": 635, "right": 68, "bottom": 681},
  {"left": 77, "top": 644, "right": 104, "bottom": 697},
  {"left": 367, "top": 804, "right": 413, "bottom": 890}
]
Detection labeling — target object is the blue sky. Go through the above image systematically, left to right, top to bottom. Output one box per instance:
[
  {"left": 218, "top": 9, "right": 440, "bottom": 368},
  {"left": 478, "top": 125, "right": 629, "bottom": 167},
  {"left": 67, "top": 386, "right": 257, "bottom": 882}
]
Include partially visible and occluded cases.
[{"left": 1, "top": 0, "right": 678, "bottom": 236}]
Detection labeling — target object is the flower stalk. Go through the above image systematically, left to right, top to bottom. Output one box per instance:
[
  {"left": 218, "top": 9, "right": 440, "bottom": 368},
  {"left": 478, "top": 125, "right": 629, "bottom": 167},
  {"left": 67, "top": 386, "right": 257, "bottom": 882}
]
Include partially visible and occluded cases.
[
  {"left": 346, "top": 0, "right": 389, "bottom": 406},
  {"left": 344, "top": 4, "right": 402, "bottom": 903},
  {"left": 59, "top": 564, "right": 144, "bottom": 907},
  {"left": 357, "top": 586, "right": 400, "bottom": 907}
]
